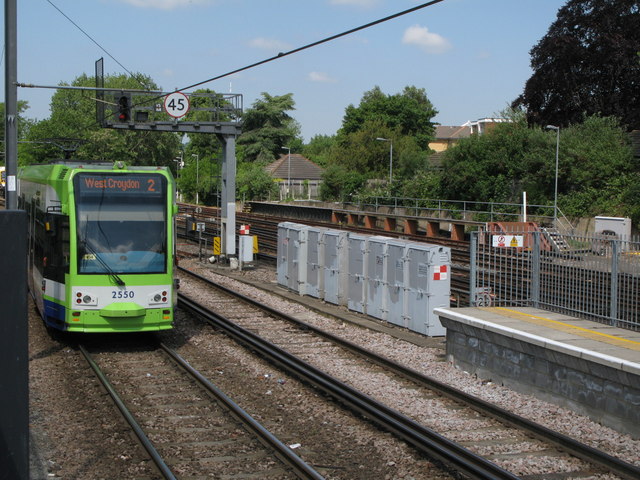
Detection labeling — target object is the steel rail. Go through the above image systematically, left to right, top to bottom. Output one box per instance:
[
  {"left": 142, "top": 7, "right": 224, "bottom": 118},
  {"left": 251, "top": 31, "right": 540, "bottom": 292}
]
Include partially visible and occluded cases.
[
  {"left": 179, "top": 266, "right": 640, "bottom": 480},
  {"left": 178, "top": 293, "right": 520, "bottom": 480},
  {"left": 158, "top": 342, "right": 325, "bottom": 480},
  {"left": 78, "top": 344, "right": 177, "bottom": 480}
]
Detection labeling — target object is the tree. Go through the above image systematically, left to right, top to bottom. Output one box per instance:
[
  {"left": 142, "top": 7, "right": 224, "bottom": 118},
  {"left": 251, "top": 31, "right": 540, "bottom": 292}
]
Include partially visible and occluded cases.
[
  {"left": 513, "top": 0, "right": 640, "bottom": 130},
  {"left": 21, "top": 73, "right": 181, "bottom": 166},
  {"left": 325, "top": 85, "right": 436, "bottom": 186},
  {"left": 340, "top": 85, "right": 437, "bottom": 149},
  {"left": 237, "top": 92, "right": 300, "bottom": 163},
  {"left": 0, "top": 101, "right": 34, "bottom": 142},
  {"left": 438, "top": 115, "right": 635, "bottom": 221},
  {"left": 558, "top": 115, "right": 635, "bottom": 218},
  {"left": 330, "top": 119, "right": 396, "bottom": 176},
  {"left": 440, "top": 119, "right": 561, "bottom": 205},
  {"left": 303, "top": 134, "right": 336, "bottom": 167},
  {"left": 236, "top": 161, "right": 279, "bottom": 201},
  {"left": 319, "top": 164, "right": 367, "bottom": 202},
  {"left": 400, "top": 169, "right": 443, "bottom": 200}
]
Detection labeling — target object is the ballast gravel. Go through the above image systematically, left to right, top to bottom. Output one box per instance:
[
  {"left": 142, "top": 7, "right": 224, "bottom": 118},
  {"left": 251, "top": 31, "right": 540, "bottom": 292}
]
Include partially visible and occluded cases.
[
  {"left": 27, "top": 256, "right": 640, "bottom": 479},
  {"left": 179, "top": 259, "right": 640, "bottom": 473}
]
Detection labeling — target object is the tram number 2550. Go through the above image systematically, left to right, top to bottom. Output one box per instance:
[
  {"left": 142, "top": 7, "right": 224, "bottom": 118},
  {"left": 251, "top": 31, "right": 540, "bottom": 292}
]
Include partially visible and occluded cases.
[{"left": 112, "top": 290, "right": 135, "bottom": 299}]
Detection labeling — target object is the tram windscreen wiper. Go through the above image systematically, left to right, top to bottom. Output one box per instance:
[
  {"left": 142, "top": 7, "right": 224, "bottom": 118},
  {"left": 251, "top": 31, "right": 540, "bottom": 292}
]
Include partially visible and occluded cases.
[{"left": 82, "top": 240, "right": 126, "bottom": 287}]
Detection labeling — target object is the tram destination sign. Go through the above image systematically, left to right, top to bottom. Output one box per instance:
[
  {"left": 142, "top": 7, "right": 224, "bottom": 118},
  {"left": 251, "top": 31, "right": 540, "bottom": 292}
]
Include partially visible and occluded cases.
[{"left": 75, "top": 173, "right": 165, "bottom": 196}]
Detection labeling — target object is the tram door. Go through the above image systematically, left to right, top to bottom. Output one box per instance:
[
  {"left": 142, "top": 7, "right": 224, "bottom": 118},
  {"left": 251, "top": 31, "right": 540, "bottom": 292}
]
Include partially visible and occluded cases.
[{"left": 27, "top": 200, "right": 37, "bottom": 294}]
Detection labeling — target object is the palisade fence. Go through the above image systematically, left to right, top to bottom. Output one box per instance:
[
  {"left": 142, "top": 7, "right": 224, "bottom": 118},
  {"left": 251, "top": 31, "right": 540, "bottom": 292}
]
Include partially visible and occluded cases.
[{"left": 470, "top": 228, "right": 640, "bottom": 331}]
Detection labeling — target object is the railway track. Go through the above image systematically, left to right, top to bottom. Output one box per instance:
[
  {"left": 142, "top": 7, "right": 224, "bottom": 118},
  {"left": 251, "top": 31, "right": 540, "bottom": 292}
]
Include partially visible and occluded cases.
[
  {"left": 176, "top": 203, "right": 640, "bottom": 325},
  {"left": 176, "top": 204, "right": 473, "bottom": 303},
  {"left": 177, "top": 265, "right": 640, "bottom": 480},
  {"left": 79, "top": 337, "right": 323, "bottom": 479}
]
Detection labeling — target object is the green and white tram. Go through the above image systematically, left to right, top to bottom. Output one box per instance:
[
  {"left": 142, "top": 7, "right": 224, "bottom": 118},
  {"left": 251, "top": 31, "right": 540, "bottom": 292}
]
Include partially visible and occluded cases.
[{"left": 19, "top": 161, "right": 178, "bottom": 333}]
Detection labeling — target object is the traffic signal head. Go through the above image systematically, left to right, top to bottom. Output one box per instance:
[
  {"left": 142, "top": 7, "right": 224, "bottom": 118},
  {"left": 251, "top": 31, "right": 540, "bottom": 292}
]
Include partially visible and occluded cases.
[{"left": 116, "top": 93, "right": 131, "bottom": 122}]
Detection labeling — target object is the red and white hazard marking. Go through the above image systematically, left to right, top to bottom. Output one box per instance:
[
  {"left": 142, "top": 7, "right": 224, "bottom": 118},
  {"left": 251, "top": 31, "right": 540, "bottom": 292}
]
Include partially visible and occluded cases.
[{"left": 433, "top": 265, "right": 448, "bottom": 280}]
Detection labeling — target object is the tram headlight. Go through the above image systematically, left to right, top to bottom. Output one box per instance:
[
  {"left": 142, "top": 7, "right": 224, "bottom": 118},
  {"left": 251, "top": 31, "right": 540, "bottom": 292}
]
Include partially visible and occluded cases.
[
  {"left": 148, "top": 288, "right": 170, "bottom": 306},
  {"left": 73, "top": 290, "right": 98, "bottom": 307}
]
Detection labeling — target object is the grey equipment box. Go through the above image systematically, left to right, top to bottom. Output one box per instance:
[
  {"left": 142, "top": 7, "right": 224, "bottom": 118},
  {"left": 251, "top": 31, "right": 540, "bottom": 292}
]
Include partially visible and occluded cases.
[
  {"left": 277, "top": 222, "right": 308, "bottom": 294},
  {"left": 277, "top": 222, "right": 298, "bottom": 288},
  {"left": 287, "top": 223, "right": 308, "bottom": 295},
  {"left": 304, "top": 226, "right": 327, "bottom": 299},
  {"left": 323, "top": 229, "right": 349, "bottom": 306},
  {"left": 347, "top": 233, "right": 369, "bottom": 313},
  {"left": 238, "top": 235, "right": 254, "bottom": 263},
  {"left": 365, "top": 236, "right": 391, "bottom": 320},
  {"left": 385, "top": 237, "right": 409, "bottom": 327},
  {"left": 405, "top": 242, "right": 451, "bottom": 336}
]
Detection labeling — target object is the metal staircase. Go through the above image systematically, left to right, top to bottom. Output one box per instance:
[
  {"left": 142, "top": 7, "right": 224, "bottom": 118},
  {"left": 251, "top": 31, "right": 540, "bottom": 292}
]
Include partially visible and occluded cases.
[{"left": 542, "top": 227, "right": 572, "bottom": 253}]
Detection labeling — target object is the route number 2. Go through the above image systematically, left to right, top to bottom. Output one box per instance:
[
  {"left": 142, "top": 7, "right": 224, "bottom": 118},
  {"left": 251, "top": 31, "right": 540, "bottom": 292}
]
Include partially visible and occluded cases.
[{"left": 164, "top": 92, "right": 190, "bottom": 118}]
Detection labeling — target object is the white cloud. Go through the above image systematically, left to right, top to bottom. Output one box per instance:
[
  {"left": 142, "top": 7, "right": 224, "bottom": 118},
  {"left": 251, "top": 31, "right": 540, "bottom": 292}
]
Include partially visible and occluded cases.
[
  {"left": 120, "top": 0, "right": 212, "bottom": 10},
  {"left": 402, "top": 25, "right": 452, "bottom": 54},
  {"left": 248, "top": 37, "right": 291, "bottom": 52},
  {"left": 308, "top": 71, "right": 337, "bottom": 83}
]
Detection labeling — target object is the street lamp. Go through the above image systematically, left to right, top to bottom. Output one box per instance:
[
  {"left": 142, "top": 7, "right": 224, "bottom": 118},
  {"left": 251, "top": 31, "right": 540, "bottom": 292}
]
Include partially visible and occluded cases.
[
  {"left": 545, "top": 125, "right": 560, "bottom": 225},
  {"left": 375, "top": 137, "right": 393, "bottom": 183},
  {"left": 281, "top": 146, "right": 291, "bottom": 198},
  {"left": 192, "top": 154, "right": 199, "bottom": 205}
]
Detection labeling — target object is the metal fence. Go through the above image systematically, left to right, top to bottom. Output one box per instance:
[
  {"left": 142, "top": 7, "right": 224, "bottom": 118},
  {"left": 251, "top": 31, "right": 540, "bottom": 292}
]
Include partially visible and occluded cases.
[
  {"left": 349, "top": 195, "right": 573, "bottom": 229},
  {"left": 470, "top": 228, "right": 640, "bottom": 331}
]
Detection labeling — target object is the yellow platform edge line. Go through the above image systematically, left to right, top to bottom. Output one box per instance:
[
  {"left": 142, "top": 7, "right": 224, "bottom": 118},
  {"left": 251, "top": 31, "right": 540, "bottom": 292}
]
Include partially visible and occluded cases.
[{"left": 494, "top": 307, "right": 640, "bottom": 348}]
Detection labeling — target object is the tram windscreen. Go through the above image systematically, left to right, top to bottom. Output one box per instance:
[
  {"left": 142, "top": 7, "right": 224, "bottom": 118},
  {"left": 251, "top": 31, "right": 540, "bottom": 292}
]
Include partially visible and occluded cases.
[{"left": 74, "top": 172, "right": 168, "bottom": 274}]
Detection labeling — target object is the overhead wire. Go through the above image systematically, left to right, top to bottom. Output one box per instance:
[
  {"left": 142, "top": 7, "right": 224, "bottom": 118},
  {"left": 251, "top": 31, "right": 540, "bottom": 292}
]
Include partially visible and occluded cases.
[
  {"left": 44, "top": 0, "right": 446, "bottom": 130},
  {"left": 45, "top": 0, "right": 148, "bottom": 89},
  {"left": 175, "top": 0, "right": 446, "bottom": 93}
]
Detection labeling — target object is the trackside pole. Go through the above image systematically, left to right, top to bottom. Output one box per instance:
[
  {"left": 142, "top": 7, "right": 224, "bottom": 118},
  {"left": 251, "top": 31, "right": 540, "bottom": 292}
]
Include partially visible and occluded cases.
[
  {"left": 219, "top": 134, "right": 237, "bottom": 258},
  {"left": 0, "top": 211, "right": 28, "bottom": 480}
]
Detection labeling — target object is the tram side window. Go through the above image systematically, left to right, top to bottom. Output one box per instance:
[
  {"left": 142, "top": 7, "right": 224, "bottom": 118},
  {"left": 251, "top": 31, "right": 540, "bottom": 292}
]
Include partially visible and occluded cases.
[
  {"left": 33, "top": 209, "right": 46, "bottom": 275},
  {"left": 43, "top": 214, "right": 70, "bottom": 283}
]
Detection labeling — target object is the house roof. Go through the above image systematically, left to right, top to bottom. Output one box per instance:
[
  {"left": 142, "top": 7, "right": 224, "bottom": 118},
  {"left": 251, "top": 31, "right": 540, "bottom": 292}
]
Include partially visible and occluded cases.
[
  {"left": 434, "top": 125, "right": 472, "bottom": 141},
  {"left": 266, "top": 154, "right": 324, "bottom": 180}
]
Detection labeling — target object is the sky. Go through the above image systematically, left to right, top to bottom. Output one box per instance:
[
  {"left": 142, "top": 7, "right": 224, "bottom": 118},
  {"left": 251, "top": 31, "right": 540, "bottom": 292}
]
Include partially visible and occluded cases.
[{"left": 4, "top": 0, "right": 567, "bottom": 142}]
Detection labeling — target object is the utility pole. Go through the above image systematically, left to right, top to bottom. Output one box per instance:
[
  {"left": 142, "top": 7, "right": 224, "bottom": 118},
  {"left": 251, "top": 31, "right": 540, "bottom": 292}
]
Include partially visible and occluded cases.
[{"left": 4, "top": 0, "right": 18, "bottom": 209}]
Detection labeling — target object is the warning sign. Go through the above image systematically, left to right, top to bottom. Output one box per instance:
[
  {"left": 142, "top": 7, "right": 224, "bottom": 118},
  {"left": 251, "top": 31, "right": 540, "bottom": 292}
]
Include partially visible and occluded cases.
[{"left": 492, "top": 235, "right": 524, "bottom": 248}]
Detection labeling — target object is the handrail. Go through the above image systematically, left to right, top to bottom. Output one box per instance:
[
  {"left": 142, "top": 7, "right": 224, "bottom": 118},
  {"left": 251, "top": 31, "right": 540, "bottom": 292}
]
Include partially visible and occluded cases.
[{"left": 350, "top": 195, "right": 574, "bottom": 229}]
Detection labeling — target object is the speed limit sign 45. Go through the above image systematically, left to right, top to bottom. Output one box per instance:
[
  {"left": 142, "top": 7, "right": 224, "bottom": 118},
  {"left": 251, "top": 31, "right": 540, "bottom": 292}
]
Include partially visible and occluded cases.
[{"left": 164, "top": 91, "right": 190, "bottom": 118}]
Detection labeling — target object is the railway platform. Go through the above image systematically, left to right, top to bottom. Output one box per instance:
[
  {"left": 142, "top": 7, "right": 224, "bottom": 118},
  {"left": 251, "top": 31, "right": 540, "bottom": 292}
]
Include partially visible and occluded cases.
[{"left": 434, "top": 306, "right": 640, "bottom": 438}]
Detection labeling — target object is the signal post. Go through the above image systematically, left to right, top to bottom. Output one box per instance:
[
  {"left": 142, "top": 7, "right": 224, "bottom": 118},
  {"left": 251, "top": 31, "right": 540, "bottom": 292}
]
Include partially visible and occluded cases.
[{"left": 96, "top": 59, "right": 242, "bottom": 258}]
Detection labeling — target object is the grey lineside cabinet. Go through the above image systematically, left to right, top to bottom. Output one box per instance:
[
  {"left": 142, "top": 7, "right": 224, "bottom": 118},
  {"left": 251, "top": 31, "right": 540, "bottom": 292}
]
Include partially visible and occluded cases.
[{"left": 277, "top": 222, "right": 451, "bottom": 337}]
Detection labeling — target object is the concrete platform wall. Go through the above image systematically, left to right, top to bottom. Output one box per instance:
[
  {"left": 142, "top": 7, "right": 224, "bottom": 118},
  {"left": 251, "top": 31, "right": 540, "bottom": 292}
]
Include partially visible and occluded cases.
[{"left": 439, "top": 317, "right": 640, "bottom": 439}]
